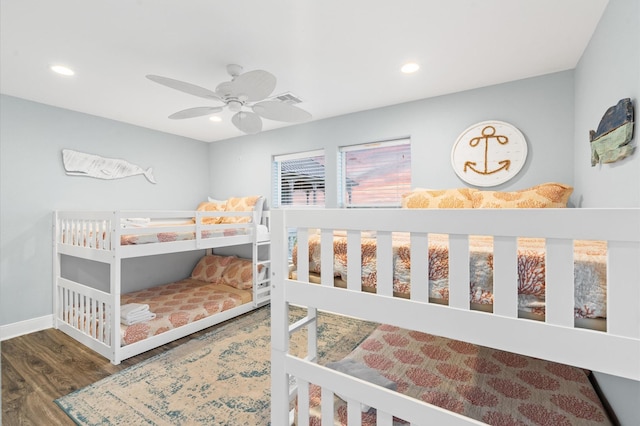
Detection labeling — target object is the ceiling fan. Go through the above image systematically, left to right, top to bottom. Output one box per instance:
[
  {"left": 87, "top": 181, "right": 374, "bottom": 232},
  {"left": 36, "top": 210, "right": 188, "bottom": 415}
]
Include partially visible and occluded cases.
[{"left": 146, "top": 64, "right": 312, "bottom": 134}]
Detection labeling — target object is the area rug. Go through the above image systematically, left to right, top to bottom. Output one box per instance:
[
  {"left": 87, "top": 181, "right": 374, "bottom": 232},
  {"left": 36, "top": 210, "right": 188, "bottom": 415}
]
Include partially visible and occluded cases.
[{"left": 55, "top": 305, "right": 377, "bottom": 425}]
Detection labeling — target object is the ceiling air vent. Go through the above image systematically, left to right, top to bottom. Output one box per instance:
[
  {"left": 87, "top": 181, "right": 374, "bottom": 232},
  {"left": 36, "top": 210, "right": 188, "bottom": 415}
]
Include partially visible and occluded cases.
[{"left": 269, "top": 92, "right": 303, "bottom": 105}]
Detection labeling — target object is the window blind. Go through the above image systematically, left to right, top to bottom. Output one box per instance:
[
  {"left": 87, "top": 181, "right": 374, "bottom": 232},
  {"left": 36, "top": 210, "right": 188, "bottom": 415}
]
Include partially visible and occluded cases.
[
  {"left": 338, "top": 139, "right": 411, "bottom": 207},
  {"left": 272, "top": 150, "right": 326, "bottom": 207}
]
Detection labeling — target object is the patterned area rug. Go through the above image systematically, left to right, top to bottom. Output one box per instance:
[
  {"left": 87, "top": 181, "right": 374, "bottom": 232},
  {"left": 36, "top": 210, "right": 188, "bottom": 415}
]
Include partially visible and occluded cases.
[{"left": 55, "top": 305, "right": 377, "bottom": 425}]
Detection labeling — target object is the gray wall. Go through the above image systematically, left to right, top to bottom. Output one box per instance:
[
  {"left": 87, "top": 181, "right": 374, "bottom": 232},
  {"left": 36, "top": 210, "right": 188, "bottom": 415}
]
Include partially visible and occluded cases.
[
  {"left": 573, "top": 0, "right": 639, "bottom": 208},
  {"left": 573, "top": 0, "right": 640, "bottom": 423},
  {"left": 209, "top": 71, "right": 576, "bottom": 208},
  {"left": 0, "top": 95, "right": 210, "bottom": 326}
]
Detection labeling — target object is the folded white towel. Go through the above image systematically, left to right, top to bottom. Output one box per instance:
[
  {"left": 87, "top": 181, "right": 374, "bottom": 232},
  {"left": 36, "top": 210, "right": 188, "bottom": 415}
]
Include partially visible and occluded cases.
[
  {"left": 120, "top": 303, "right": 156, "bottom": 325},
  {"left": 121, "top": 303, "right": 149, "bottom": 318},
  {"left": 121, "top": 312, "right": 156, "bottom": 326}
]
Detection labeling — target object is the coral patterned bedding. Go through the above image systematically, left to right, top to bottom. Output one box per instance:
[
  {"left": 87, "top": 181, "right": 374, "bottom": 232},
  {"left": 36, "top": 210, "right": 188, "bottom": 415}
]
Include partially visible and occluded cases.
[
  {"left": 119, "top": 195, "right": 267, "bottom": 245},
  {"left": 119, "top": 224, "right": 268, "bottom": 245},
  {"left": 293, "top": 233, "right": 607, "bottom": 318},
  {"left": 119, "top": 279, "right": 251, "bottom": 346},
  {"left": 306, "top": 324, "right": 612, "bottom": 425}
]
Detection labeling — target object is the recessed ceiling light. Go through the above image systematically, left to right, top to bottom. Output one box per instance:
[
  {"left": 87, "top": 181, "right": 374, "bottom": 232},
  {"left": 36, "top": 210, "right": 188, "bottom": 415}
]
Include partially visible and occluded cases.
[
  {"left": 401, "top": 62, "right": 420, "bottom": 74},
  {"left": 51, "top": 65, "right": 75, "bottom": 76},
  {"left": 209, "top": 116, "right": 222, "bottom": 123}
]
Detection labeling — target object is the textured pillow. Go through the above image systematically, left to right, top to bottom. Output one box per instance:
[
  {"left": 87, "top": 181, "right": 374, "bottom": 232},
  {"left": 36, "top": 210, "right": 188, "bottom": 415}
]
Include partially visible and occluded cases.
[
  {"left": 471, "top": 182, "right": 573, "bottom": 208},
  {"left": 401, "top": 188, "right": 477, "bottom": 208},
  {"left": 221, "top": 196, "right": 262, "bottom": 224},
  {"left": 196, "top": 200, "right": 227, "bottom": 224},
  {"left": 190, "top": 255, "right": 235, "bottom": 283},
  {"left": 221, "top": 257, "right": 262, "bottom": 290}
]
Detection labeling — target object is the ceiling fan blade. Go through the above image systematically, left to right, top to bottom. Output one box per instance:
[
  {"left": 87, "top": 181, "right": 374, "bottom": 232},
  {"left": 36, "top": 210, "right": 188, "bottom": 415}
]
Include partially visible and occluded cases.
[
  {"left": 229, "top": 70, "right": 276, "bottom": 102},
  {"left": 146, "top": 75, "right": 221, "bottom": 101},
  {"left": 252, "top": 101, "right": 312, "bottom": 123},
  {"left": 168, "top": 106, "right": 223, "bottom": 120},
  {"left": 231, "top": 111, "right": 263, "bottom": 134}
]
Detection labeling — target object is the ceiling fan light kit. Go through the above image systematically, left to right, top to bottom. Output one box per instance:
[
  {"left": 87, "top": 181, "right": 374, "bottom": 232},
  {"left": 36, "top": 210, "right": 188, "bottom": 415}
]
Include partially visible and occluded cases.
[{"left": 146, "top": 64, "right": 312, "bottom": 134}]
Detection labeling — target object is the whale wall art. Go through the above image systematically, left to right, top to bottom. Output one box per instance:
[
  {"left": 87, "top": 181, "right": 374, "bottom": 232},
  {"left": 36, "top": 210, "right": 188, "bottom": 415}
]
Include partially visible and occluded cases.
[{"left": 62, "top": 149, "right": 156, "bottom": 184}]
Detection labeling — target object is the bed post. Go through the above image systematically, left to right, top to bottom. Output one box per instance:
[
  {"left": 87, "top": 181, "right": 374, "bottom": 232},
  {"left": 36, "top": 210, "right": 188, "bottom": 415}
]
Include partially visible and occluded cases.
[
  {"left": 270, "top": 209, "right": 290, "bottom": 425},
  {"left": 52, "top": 211, "right": 60, "bottom": 328},
  {"left": 110, "top": 211, "right": 121, "bottom": 364}
]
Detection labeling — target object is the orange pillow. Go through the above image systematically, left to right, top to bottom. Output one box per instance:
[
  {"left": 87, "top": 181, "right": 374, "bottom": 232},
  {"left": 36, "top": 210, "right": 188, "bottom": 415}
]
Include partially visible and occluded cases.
[
  {"left": 471, "top": 183, "right": 573, "bottom": 208},
  {"left": 401, "top": 188, "right": 477, "bottom": 208},
  {"left": 221, "top": 196, "right": 261, "bottom": 224},
  {"left": 196, "top": 200, "right": 227, "bottom": 224},
  {"left": 190, "top": 255, "right": 235, "bottom": 283},
  {"left": 221, "top": 257, "right": 262, "bottom": 290}
]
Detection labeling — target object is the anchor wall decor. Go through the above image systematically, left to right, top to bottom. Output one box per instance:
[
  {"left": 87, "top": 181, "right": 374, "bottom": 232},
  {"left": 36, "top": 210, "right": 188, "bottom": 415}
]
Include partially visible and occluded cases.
[{"left": 451, "top": 120, "right": 528, "bottom": 187}]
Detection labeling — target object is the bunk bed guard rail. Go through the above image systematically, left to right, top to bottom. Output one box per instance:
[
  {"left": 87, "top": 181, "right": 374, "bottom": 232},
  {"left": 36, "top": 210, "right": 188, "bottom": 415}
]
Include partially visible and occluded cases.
[{"left": 270, "top": 207, "right": 640, "bottom": 426}]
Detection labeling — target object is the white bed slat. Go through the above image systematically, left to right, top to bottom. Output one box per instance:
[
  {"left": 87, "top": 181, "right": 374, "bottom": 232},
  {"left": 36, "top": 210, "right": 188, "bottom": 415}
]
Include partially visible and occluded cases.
[
  {"left": 297, "top": 228, "right": 310, "bottom": 282},
  {"left": 320, "top": 229, "right": 334, "bottom": 287},
  {"left": 347, "top": 230, "right": 362, "bottom": 292},
  {"left": 376, "top": 231, "right": 393, "bottom": 297},
  {"left": 410, "top": 233, "right": 429, "bottom": 302},
  {"left": 448, "top": 234, "right": 469, "bottom": 309},
  {"left": 492, "top": 236, "right": 518, "bottom": 317},
  {"left": 545, "top": 238, "right": 575, "bottom": 327},
  {"left": 307, "top": 307, "right": 318, "bottom": 363},
  {"left": 297, "top": 377, "right": 310, "bottom": 426},
  {"left": 320, "top": 387, "right": 335, "bottom": 426},
  {"left": 347, "top": 399, "right": 362, "bottom": 426},
  {"left": 377, "top": 410, "right": 393, "bottom": 426}
]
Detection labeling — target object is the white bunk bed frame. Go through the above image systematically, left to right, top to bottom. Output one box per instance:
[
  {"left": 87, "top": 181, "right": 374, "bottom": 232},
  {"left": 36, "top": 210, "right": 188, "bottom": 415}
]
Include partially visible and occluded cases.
[
  {"left": 271, "top": 208, "right": 640, "bottom": 426},
  {"left": 53, "top": 209, "right": 271, "bottom": 365}
]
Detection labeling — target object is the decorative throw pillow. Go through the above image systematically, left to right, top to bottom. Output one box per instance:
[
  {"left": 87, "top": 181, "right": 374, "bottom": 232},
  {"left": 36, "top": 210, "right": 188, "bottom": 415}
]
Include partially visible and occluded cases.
[
  {"left": 471, "top": 182, "right": 573, "bottom": 208},
  {"left": 401, "top": 188, "right": 477, "bottom": 208},
  {"left": 221, "top": 196, "right": 262, "bottom": 224},
  {"left": 196, "top": 200, "right": 227, "bottom": 224},
  {"left": 191, "top": 255, "right": 235, "bottom": 283},
  {"left": 221, "top": 257, "right": 262, "bottom": 290}
]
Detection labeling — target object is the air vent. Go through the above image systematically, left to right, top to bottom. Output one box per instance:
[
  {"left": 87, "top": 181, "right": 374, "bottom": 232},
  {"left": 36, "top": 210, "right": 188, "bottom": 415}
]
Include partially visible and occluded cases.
[{"left": 269, "top": 92, "right": 303, "bottom": 105}]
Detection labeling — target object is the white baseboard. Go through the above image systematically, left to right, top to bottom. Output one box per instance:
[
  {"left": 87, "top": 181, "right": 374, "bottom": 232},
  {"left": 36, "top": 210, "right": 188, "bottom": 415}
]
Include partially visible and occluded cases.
[{"left": 0, "top": 315, "right": 54, "bottom": 341}]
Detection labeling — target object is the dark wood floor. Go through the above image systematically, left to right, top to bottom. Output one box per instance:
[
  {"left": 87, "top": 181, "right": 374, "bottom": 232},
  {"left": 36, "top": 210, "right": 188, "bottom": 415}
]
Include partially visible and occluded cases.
[{"left": 1, "top": 324, "right": 225, "bottom": 425}]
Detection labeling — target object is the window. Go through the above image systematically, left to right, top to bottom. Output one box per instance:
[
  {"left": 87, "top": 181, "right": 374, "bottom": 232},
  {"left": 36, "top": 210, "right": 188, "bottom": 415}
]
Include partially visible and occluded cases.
[
  {"left": 338, "top": 139, "right": 411, "bottom": 207},
  {"left": 272, "top": 150, "right": 325, "bottom": 208}
]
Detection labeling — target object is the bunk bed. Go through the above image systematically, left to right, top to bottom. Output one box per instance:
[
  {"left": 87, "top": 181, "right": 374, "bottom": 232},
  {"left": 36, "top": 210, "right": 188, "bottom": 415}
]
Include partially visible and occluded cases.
[
  {"left": 53, "top": 197, "right": 271, "bottom": 365},
  {"left": 271, "top": 207, "right": 640, "bottom": 425}
]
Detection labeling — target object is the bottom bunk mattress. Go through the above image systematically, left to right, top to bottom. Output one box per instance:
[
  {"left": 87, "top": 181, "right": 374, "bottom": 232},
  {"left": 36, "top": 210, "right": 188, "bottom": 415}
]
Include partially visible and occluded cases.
[
  {"left": 120, "top": 278, "right": 252, "bottom": 346},
  {"left": 302, "top": 324, "right": 612, "bottom": 425}
]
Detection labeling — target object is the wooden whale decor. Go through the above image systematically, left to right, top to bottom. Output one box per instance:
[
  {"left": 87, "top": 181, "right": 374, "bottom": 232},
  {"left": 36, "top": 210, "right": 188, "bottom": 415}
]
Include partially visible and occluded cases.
[
  {"left": 590, "top": 98, "right": 635, "bottom": 166},
  {"left": 62, "top": 149, "right": 156, "bottom": 183}
]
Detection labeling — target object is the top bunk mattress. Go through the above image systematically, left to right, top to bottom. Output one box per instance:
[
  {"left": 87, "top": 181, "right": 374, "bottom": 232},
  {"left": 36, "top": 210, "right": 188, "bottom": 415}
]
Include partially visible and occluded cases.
[
  {"left": 120, "top": 220, "right": 270, "bottom": 245},
  {"left": 293, "top": 232, "right": 607, "bottom": 319}
]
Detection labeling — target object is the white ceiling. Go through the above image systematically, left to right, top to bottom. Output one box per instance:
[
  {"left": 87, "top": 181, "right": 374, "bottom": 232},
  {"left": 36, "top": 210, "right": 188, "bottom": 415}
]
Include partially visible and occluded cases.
[{"left": 0, "top": 0, "right": 608, "bottom": 143}]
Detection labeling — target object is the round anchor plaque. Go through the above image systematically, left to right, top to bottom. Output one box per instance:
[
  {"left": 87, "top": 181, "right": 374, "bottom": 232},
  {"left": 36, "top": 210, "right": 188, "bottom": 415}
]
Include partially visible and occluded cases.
[{"left": 451, "top": 120, "right": 528, "bottom": 187}]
